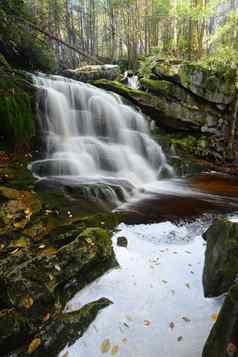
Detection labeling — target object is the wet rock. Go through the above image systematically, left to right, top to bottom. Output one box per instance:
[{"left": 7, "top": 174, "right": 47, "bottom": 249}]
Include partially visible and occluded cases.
[
  {"left": 152, "top": 62, "right": 236, "bottom": 105},
  {"left": 62, "top": 64, "right": 120, "bottom": 82},
  {"left": 92, "top": 80, "right": 222, "bottom": 133},
  {"left": 0, "top": 212, "right": 118, "bottom": 355},
  {"left": 202, "top": 219, "right": 238, "bottom": 297},
  {"left": 117, "top": 236, "right": 128, "bottom": 247},
  {"left": 203, "top": 284, "right": 238, "bottom": 357},
  {"left": 14, "top": 298, "right": 112, "bottom": 356}
]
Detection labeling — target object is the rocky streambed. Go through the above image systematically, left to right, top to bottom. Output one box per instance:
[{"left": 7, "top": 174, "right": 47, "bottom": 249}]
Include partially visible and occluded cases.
[{"left": 1, "top": 154, "right": 238, "bottom": 356}]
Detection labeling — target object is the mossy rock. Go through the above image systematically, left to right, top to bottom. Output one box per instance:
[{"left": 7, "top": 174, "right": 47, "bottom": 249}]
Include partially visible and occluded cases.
[
  {"left": 0, "top": 55, "right": 36, "bottom": 150},
  {"left": 153, "top": 62, "right": 237, "bottom": 105},
  {"left": 62, "top": 64, "right": 120, "bottom": 82},
  {"left": 92, "top": 79, "right": 221, "bottom": 132},
  {"left": 203, "top": 219, "right": 238, "bottom": 297},
  {"left": 203, "top": 283, "right": 238, "bottom": 357}
]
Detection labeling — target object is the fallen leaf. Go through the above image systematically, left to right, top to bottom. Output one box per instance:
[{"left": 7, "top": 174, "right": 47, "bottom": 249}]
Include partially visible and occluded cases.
[
  {"left": 39, "top": 247, "right": 57, "bottom": 257},
  {"left": 10, "top": 248, "right": 20, "bottom": 255},
  {"left": 54, "top": 264, "right": 61, "bottom": 271},
  {"left": 162, "top": 280, "right": 168, "bottom": 284},
  {"left": 185, "top": 283, "right": 190, "bottom": 289},
  {"left": 22, "top": 296, "right": 34, "bottom": 309},
  {"left": 43, "top": 313, "right": 50, "bottom": 322},
  {"left": 211, "top": 313, "right": 219, "bottom": 321},
  {"left": 144, "top": 320, "right": 151, "bottom": 326},
  {"left": 177, "top": 336, "right": 183, "bottom": 342},
  {"left": 27, "top": 338, "right": 42, "bottom": 354},
  {"left": 101, "top": 339, "right": 111, "bottom": 353},
  {"left": 111, "top": 345, "right": 119, "bottom": 355},
  {"left": 61, "top": 352, "right": 69, "bottom": 357}
]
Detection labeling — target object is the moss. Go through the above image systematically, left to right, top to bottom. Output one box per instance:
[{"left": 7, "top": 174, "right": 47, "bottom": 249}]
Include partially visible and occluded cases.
[{"left": 0, "top": 55, "right": 35, "bottom": 149}]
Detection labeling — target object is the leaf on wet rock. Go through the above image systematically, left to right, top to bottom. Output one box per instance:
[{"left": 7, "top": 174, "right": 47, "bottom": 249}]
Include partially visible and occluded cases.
[
  {"left": 13, "top": 219, "right": 27, "bottom": 230},
  {"left": 13, "top": 237, "right": 28, "bottom": 248},
  {"left": 39, "top": 247, "right": 58, "bottom": 257},
  {"left": 10, "top": 248, "right": 20, "bottom": 255},
  {"left": 54, "top": 264, "right": 61, "bottom": 271},
  {"left": 48, "top": 273, "right": 54, "bottom": 281},
  {"left": 22, "top": 295, "right": 34, "bottom": 309},
  {"left": 43, "top": 312, "right": 50, "bottom": 322},
  {"left": 211, "top": 313, "right": 219, "bottom": 321},
  {"left": 182, "top": 316, "right": 191, "bottom": 322},
  {"left": 144, "top": 320, "right": 151, "bottom": 326},
  {"left": 169, "top": 322, "right": 175, "bottom": 330},
  {"left": 177, "top": 336, "right": 183, "bottom": 342},
  {"left": 27, "top": 338, "right": 42, "bottom": 354},
  {"left": 101, "top": 339, "right": 111, "bottom": 353},
  {"left": 111, "top": 345, "right": 119, "bottom": 355},
  {"left": 61, "top": 352, "right": 69, "bottom": 357}
]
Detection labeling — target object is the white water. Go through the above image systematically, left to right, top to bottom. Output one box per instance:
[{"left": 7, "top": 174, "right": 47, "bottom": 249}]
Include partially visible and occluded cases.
[
  {"left": 31, "top": 74, "right": 173, "bottom": 202},
  {"left": 127, "top": 75, "right": 140, "bottom": 89}
]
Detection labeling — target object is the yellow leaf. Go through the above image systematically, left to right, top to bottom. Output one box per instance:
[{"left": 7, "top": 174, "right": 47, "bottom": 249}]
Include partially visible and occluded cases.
[
  {"left": 13, "top": 237, "right": 28, "bottom": 248},
  {"left": 22, "top": 296, "right": 34, "bottom": 309},
  {"left": 211, "top": 313, "right": 219, "bottom": 321},
  {"left": 27, "top": 338, "right": 42, "bottom": 354},
  {"left": 101, "top": 339, "right": 111, "bottom": 353},
  {"left": 111, "top": 345, "right": 119, "bottom": 355}
]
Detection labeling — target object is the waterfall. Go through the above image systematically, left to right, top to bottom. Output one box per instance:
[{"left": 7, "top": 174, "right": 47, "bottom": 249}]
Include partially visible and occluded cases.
[
  {"left": 31, "top": 74, "right": 173, "bottom": 205},
  {"left": 127, "top": 75, "right": 140, "bottom": 89}
]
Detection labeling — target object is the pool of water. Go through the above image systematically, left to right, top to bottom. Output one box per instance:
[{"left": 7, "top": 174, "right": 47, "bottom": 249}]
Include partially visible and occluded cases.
[{"left": 59, "top": 218, "right": 225, "bottom": 357}]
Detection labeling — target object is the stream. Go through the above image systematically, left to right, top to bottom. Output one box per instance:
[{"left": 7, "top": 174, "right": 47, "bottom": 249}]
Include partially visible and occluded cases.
[
  {"left": 31, "top": 73, "right": 238, "bottom": 356},
  {"left": 59, "top": 217, "right": 227, "bottom": 357}
]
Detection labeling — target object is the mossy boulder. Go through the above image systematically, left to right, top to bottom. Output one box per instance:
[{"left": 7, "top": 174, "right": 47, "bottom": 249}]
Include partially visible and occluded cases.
[
  {"left": 153, "top": 62, "right": 237, "bottom": 105},
  {"left": 62, "top": 64, "right": 120, "bottom": 82},
  {"left": 92, "top": 79, "right": 222, "bottom": 132},
  {"left": 203, "top": 219, "right": 238, "bottom": 297},
  {"left": 203, "top": 283, "right": 238, "bottom": 357}
]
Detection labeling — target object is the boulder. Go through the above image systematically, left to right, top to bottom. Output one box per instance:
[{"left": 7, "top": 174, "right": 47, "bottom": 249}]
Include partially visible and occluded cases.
[
  {"left": 152, "top": 62, "right": 237, "bottom": 105},
  {"left": 62, "top": 64, "right": 120, "bottom": 82},
  {"left": 203, "top": 219, "right": 238, "bottom": 297},
  {"left": 203, "top": 283, "right": 238, "bottom": 357}
]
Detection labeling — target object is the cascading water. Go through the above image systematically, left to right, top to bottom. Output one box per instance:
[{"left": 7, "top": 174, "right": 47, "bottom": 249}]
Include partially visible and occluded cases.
[{"left": 31, "top": 74, "right": 173, "bottom": 206}]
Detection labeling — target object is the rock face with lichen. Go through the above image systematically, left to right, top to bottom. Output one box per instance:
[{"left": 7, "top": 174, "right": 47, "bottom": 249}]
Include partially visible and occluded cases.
[
  {"left": 92, "top": 60, "right": 238, "bottom": 163},
  {"left": 152, "top": 62, "right": 236, "bottom": 105},
  {"left": 202, "top": 219, "right": 238, "bottom": 357}
]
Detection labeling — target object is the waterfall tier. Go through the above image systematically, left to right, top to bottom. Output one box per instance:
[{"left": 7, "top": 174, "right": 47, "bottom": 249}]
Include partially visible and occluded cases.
[{"left": 31, "top": 74, "right": 173, "bottom": 204}]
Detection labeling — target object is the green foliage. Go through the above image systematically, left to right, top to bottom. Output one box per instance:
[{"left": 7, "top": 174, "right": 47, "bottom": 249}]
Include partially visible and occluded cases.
[
  {"left": 0, "top": 0, "right": 56, "bottom": 72},
  {"left": 0, "top": 55, "right": 35, "bottom": 149}
]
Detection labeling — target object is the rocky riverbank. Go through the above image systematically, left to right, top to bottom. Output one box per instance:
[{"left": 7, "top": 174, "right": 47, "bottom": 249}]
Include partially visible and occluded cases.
[
  {"left": 0, "top": 154, "right": 121, "bottom": 356},
  {"left": 202, "top": 218, "right": 238, "bottom": 357}
]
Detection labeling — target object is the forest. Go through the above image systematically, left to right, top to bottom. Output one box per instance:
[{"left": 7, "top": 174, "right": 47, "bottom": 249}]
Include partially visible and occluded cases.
[{"left": 1, "top": 1, "right": 238, "bottom": 357}]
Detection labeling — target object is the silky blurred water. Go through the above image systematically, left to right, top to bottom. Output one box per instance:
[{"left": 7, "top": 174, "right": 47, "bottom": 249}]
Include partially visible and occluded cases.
[{"left": 59, "top": 219, "right": 224, "bottom": 357}]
